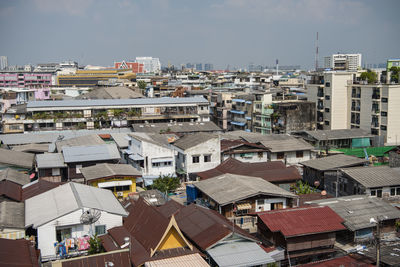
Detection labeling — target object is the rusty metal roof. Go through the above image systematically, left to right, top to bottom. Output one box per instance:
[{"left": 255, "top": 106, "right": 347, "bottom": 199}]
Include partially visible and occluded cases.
[
  {"left": 197, "top": 157, "right": 301, "bottom": 183},
  {"left": 21, "top": 179, "right": 63, "bottom": 201},
  {"left": 0, "top": 180, "right": 22, "bottom": 202},
  {"left": 157, "top": 200, "right": 183, "bottom": 218},
  {"left": 258, "top": 206, "right": 346, "bottom": 237},
  {"left": 0, "top": 238, "right": 39, "bottom": 267},
  {"left": 61, "top": 249, "right": 130, "bottom": 267}
]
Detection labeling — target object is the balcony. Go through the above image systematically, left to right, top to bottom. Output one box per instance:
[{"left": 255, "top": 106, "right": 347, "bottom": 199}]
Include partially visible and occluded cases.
[
  {"left": 317, "top": 92, "right": 324, "bottom": 98},
  {"left": 372, "top": 93, "right": 380, "bottom": 99},
  {"left": 351, "top": 94, "right": 361, "bottom": 98},
  {"left": 317, "top": 105, "right": 324, "bottom": 110},
  {"left": 351, "top": 106, "right": 360, "bottom": 112},
  {"left": 372, "top": 109, "right": 380, "bottom": 114},
  {"left": 371, "top": 122, "right": 379, "bottom": 128}
]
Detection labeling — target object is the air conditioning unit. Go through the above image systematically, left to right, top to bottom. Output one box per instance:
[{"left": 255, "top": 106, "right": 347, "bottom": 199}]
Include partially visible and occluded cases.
[{"left": 117, "top": 192, "right": 124, "bottom": 197}]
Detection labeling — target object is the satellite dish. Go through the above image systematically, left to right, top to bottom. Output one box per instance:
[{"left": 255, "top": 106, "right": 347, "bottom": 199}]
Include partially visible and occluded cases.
[{"left": 80, "top": 209, "right": 101, "bottom": 225}]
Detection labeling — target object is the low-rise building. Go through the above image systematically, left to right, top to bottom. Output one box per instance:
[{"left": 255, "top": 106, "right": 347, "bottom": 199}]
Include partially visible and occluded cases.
[
  {"left": 221, "top": 139, "right": 269, "bottom": 163},
  {"left": 36, "top": 153, "right": 67, "bottom": 182},
  {"left": 81, "top": 163, "right": 141, "bottom": 199}
]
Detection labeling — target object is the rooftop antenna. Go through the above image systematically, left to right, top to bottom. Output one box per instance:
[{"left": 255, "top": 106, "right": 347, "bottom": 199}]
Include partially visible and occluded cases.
[
  {"left": 315, "top": 32, "right": 319, "bottom": 71},
  {"left": 276, "top": 59, "right": 279, "bottom": 76},
  {"left": 80, "top": 208, "right": 101, "bottom": 236}
]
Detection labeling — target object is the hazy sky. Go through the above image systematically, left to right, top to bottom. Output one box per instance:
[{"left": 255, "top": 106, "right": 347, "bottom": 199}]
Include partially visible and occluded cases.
[{"left": 1, "top": 0, "right": 399, "bottom": 69}]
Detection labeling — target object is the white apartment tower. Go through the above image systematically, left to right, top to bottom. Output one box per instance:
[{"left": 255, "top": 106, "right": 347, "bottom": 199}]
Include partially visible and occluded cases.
[
  {"left": 324, "top": 54, "right": 362, "bottom": 71},
  {"left": 0, "top": 56, "right": 8, "bottom": 70},
  {"left": 135, "top": 57, "right": 161, "bottom": 73},
  {"left": 307, "top": 71, "right": 400, "bottom": 145}
]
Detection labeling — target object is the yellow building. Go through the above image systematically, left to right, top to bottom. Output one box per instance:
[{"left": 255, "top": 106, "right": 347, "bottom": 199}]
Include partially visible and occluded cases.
[
  {"left": 57, "top": 69, "right": 136, "bottom": 86},
  {"left": 80, "top": 163, "right": 141, "bottom": 199}
]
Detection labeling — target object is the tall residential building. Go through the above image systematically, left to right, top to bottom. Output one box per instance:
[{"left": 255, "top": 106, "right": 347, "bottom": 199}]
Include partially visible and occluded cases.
[
  {"left": 324, "top": 54, "right": 362, "bottom": 71},
  {"left": 0, "top": 56, "right": 8, "bottom": 70},
  {"left": 135, "top": 57, "right": 161, "bottom": 73},
  {"left": 195, "top": 63, "right": 202, "bottom": 71},
  {"left": 204, "top": 63, "right": 213, "bottom": 71},
  {"left": 307, "top": 71, "right": 400, "bottom": 145}
]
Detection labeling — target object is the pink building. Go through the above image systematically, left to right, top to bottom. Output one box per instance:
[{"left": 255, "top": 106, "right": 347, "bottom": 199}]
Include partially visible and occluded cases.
[{"left": 0, "top": 72, "right": 52, "bottom": 88}]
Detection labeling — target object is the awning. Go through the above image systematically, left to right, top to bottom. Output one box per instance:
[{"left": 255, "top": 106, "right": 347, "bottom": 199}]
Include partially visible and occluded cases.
[
  {"left": 232, "top": 99, "right": 245, "bottom": 103},
  {"left": 230, "top": 110, "right": 245, "bottom": 115},
  {"left": 230, "top": 121, "right": 246, "bottom": 126},
  {"left": 123, "top": 149, "right": 133, "bottom": 155},
  {"left": 129, "top": 154, "right": 144, "bottom": 161},
  {"left": 152, "top": 157, "right": 173, "bottom": 163},
  {"left": 98, "top": 180, "right": 132, "bottom": 188},
  {"left": 237, "top": 203, "right": 252, "bottom": 210},
  {"left": 207, "top": 241, "right": 275, "bottom": 267}
]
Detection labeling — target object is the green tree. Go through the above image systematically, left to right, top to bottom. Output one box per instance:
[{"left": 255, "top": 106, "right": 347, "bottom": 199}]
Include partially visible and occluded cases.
[
  {"left": 390, "top": 66, "right": 400, "bottom": 83},
  {"left": 360, "top": 70, "right": 377, "bottom": 84},
  {"left": 137, "top": 80, "right": 147, "bottom": 90},
  {"left": 151, "top": 175, "right": 181, "bottom": 194},
  {"left": 291, "top": 181, "right": 317, "bottom": 195},
  {"left": 88, "top": 234, "right": 104, "bottom": 255}
]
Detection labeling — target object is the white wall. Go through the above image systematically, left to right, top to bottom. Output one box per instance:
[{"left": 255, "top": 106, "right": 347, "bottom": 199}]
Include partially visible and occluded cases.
[
  {"left": 142, "top": 141, "right": 176, "bottom": 177},
  {"left": 269, "top": 150, "right": 313, "bottom": 165},
  {"left": 222, "top": 152, "right": 268, "bottom": 163},
  {"left": 255, "top": 198, "right": 287, "bottom": 212},
  {"left": 37, "top": 209, "right": 124, "bottom": 258}
]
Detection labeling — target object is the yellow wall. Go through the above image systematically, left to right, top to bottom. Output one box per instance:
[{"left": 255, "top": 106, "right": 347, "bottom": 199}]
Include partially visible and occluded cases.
[
  {"left": 89, "top": 177, "right": 136, "bottom": 198},
  {"left": 158, "top": 227, "right": 187, "bottom": 250}
]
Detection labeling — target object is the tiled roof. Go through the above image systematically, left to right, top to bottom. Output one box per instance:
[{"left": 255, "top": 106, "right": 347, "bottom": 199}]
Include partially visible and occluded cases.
[{"left": 258, "top": 206, "right": 346, "bottom": 237}]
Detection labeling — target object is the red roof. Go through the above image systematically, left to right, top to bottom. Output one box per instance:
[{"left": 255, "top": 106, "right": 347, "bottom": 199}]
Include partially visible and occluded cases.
[
  {"left": 221, "top": 139, "right": 267, "bottom": 152},
  {"left": 197, "top": 157, "right": 301, "bottom": 183},
  {"left": 21, "top": 179, "right": 63, "bottom": 201},
  {"left": 0, "top": 180, "right": 22, "bottom": 202},
  {"left": 258, "top": 206, "right": 346, "bottom": 237},
  {"left": 0, "top": 238, "right": 40, "bottom": 267},
  {"left": 298, "top": 255, "right": 374, "bottom": 267}
]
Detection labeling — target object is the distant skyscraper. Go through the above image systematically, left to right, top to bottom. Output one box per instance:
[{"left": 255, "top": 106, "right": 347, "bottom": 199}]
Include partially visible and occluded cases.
[
  {"left": 324, "top": 53, "right": 362, "bottom": 71},
  {"left": 0, "top": 56, "right": 8, "bottom": 70},
  {"left": 135, "top": 57, "right": 161, "bottom": 73},
  {"left": 186, "top": 63, "right": 194, "bottom": 69},
  {"left": 195, "top": 63, "right": 202, "bottom": 71},
  {"left": 204, "top": 63, "right": 213, "bottom": 71}
]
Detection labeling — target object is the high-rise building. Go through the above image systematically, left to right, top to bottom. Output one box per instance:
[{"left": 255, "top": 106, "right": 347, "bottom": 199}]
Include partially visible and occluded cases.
[
  {"left": 324, "top": 54, "right": 362, "bottom": 71},
  {"left": 0, "top": 56, "right": 8, "bottom": 70},
  {"left": 135, "top": 57, "right": 161, "bottom": 73},
  {"left": 195, "top": 63, "right": 202, "bottom": 71},
  {"left": 204, "top": 63, "right": 213, "bottom": 71}
]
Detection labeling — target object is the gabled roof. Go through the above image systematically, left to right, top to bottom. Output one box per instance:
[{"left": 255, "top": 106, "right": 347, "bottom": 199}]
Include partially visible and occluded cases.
[
  {"left": 76, "top": 86, "right": 144, "bottom": 100},
  {"left": 132, "top": 121, "right": 222, "bottom": 134},
  {"left": 110, "top": 133, "right": 129, "bottom": 148},
  {"left": 172, "top": 133, "right": 218, "bottom": 151},
  {"left": 260, "top": 137, "right": 314, "bottom": 153},
  {"left": 220, "top": 139, "right": 267, "bottom": 152},
  {"left": 11, "top": 143, "right": 49, "bottom": 153},
  {"left": 62, "top": 144, "right": 121, "bottom": 163},
  {"left": 0, "top": 148, "right": 34, "bottom": 169},
  {"left": 36, "top": 153, "right": 66, "bottom": 169},
  {"left": 300, "top": 154, "right": 368, "bottom": 171},
  {"left": 197, "top": 158, "right": 301, "bottom": 183},
  {"left": 81, "top": 163, "right": 141, "bottom": 181},
  {"left": 341, "top": 166, "right": 400, "bottom": 188},
  {"left": 0, "top": 168, "right": 30, "bottom": 186},
  {"left": 194, "top": 173, "right": 296, "bottom": 206},
  {"left": 21, "top": 179, "right": 63, "bottom": 201},
  {"left": 0, "top": 180, "right": 22, "bottom": 202},
  {"left": 25, "top": 182, "right": 128, "bottom": 228},
  {"left": 306, "top": 196, "right": 400, "bottom": 231},
  {"left": 157, "top": 200, "right": 183, "bottom": 218},
  {"left": 0, "top": 201, "right": 25, "bottom": 229},
  {"left": 174, "top": 204, "right": 257, "bottom": 250},
  {"left": 258, "top": 206, "right": 346, "bottom": 237},
  {"left": 0, "top": 238, "right": 39, "bottom": 267},
  {"left": 61, "top": 249, "right": 130, "bottom": 267}
]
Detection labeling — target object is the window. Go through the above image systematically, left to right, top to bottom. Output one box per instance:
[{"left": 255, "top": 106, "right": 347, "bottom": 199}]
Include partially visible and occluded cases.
[
  {"left": 325, "top": 82, "right": 331, "bottom": 87},
  {"left": 325, "top": 95, "right": 330, "bottom": 100},
  {"left": 381, "top": 97, "right": 388, "bottom": 103},
  {"left": 325, "top": 108, "right": 330, "bottom": 112},
  {"left": 381, "top": 111, "right": 387, "bottom": 117},
  {"left": 325, "top": 121, "right": 330, "bottom": 126},
  {"left": 381, "top": 125, "right": 387, "bottom": 131},
  {"left": 296, "top": 151, "right": 303, "bottom": 158},
  {"left": 258, "top": 152, "right": 264, "bottom": 158},
  {"left": 277, "top": 152, "right": 284, "bottom": 160},
  {"left": 204, "top": 154, "right": 211, "bottom": 162},
  {"left": 192, "top": 155, "right": 200, "bottom": 163},
  {"left": 152, "top": 162, "right": 160, "bottom": 167},
  {"left": 76, "top": 164, "right": 82, "bottom": 174},
  {"left": 52, "top": 168, "right": 60, "bottom": 176},
  {"left": 391, "top": 188, "right": 396, "bottom": 196},
  {"left": 397, "top": 188, "right": 400, "bottom": 195},
  {"left": 377, "top": 189, "right": 382, "bottom": 198},
  {"left": 371, "top": 190, "right": 376, "bottom": 196},
  {"left": 95, "top": 225, "right": 106, "bottom": 235},
  {"left": 56, "top": 228, "right": 72, "bottom": 242}
]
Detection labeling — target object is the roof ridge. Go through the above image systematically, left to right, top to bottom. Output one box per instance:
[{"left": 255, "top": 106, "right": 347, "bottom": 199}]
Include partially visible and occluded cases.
[{"left": 70, "top": 183, "right": 83, "bottom": 208}]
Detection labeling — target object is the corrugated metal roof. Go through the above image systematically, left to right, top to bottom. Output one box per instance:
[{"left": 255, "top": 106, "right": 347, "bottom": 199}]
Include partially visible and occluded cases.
[
  {"left": 26, "top": 97, "right": 208, "bottom": 109},
  {"left": 132, "top": 121, "right": 222, "bottom": 134},
  {"left": 303, "top": 129, "right": 373, "bottom": 141},
  {"left": 110, "top": 133, "right": 129, "bottom": 148},
  {"left": 172, "top": 133, "right": 217, "bottom": 150},
  {"left": 56, "top": 134, "right": 105, "bottom": 152},
  {"left": 260, "top": 137, "right": 314, "bottom": 153},
  {"left": 11, "top": 143, "right": 49, "bottom": 153},
  {"left": 62, "top": 144, "right": 121, "bottom": 163},
  {"left": 332, "top": 146, "right": 396, "bottom": 158},
  {"left": 0, "top": 148, "right": 34, "bottom": 169},
  {"left": 36, "top": 153, "right": 66, "bottom": 169},
  {"left": 300, "top": 154, "right": 368, "bottom": 171},
  {"left": 81, "top": 163, "right": 141, "bottom": 181},
  {"left": 341, "top": 166, "right": 400, "bottom": 188},
  {"left": 0, "top": 168, "right": 30, "bottom": 185},
  {"left": 194, "top": 173, "right": 296, "bottom": 206},
  {"left": 21, "top": 179, "right": 63, "bottom": 201},
  {"left": 0, "top": 180, "right": 23, "bottom": 202},
  {"left": 25, "top": 182, "right": 128, "bottom": 228},
  {"left": 307, "top": 196, "right": 400, "bottom": 231},
  {"left": 258, "top": 206, "right": 346, "bottom": 237},
  {"left": 0, "top": 238, "right": 39, "bottom": 267},
  {"left": 207, "top": 241, "right": 275, "bottom": 267},
  {"left": 61, "top": 249, "right": 130, "bottom": 267},
  {"left": 145, "top": 253, "right": 209, "bottom": 267},
  {"left": 299, "top": 254, "right": 374, "bottom": 266}
]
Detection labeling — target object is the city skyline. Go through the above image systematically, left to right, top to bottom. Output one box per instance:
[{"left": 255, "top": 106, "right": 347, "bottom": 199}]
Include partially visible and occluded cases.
[{"left": 0, "top": 0, "right": 399, "bottom": 69}]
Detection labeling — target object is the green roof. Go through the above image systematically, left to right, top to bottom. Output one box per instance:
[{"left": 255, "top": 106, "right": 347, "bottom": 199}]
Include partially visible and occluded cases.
[{"left": 331, "top": 146, "right": 396, "bottom": 158}]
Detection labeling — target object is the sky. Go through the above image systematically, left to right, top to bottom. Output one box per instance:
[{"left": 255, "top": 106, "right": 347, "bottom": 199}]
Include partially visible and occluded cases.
[{"left": 0, "top": 0, "right": 399, "bottom": 70}]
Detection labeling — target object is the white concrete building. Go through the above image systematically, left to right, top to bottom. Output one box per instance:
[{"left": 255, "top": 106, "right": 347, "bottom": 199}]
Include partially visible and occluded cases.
[
  {"left": 324, "top": 53, "right": 362, "bottom": 71},
  {"left": 0, "top": 56, "right": 8, "bottom": 70},
  {"left": 135, "top": 57, "right": 161, "bottom": 73},
  {"left": 126, "top": 133, "right": 176, "bottom": 185},
  {"left": 172, "top": 133, "right": 220, "bottom": 181},
  {"left": 25, "top": 182, "right": 128, "bottom": 260}
]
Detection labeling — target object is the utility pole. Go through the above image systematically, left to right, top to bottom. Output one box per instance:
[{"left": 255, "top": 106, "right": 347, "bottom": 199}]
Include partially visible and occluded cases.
[
  {"left": 336, "top": 168, "right": 339, "bottom": 198},
  {"left": 376, "top": 218, "right": 381, "bottom": 267}
]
